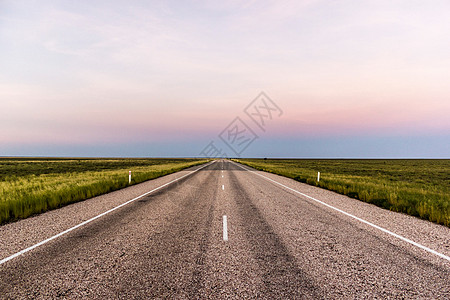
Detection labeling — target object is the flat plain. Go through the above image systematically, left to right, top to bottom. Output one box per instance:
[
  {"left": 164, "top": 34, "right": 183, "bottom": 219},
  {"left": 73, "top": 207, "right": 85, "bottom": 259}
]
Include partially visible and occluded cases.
[
  {"left": 0, "top": 157, "right": 207, "bottom": 224},
  {"left": 235, "top": 159, "right": 450, "bottom": 227},
  {"left": 0, "top": 160, "right": 448, "bottom": 298}
]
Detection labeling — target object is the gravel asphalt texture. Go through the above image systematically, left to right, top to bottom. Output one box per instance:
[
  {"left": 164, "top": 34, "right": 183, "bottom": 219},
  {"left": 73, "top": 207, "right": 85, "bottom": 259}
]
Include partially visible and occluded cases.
[{"left": 0, "top": 160, "right": 449, "bottom": 299}]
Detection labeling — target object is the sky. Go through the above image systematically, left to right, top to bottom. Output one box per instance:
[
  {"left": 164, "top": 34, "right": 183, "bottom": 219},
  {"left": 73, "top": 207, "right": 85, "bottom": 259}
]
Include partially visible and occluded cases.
[{"left": 1, "top": 0, "right": 449, "bottom": 158}]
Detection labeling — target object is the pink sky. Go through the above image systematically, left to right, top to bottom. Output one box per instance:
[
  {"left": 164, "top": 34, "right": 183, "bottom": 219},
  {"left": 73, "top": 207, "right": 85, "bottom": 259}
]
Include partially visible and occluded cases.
[{"left": 1, "top": 0, "right": 449, "bottom": 157}]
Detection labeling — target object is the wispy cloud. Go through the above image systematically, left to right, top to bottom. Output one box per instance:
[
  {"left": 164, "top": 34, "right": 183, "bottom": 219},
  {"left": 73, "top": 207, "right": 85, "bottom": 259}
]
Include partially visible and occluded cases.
[{"left": 1, "top": 0, "right": 449, "bottom": 156}]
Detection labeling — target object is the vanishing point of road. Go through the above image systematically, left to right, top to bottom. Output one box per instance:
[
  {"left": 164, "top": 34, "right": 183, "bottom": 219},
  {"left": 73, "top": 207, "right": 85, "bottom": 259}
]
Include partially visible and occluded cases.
[{"left": 0, "top": 160, "right": 449, "bottom": 298}]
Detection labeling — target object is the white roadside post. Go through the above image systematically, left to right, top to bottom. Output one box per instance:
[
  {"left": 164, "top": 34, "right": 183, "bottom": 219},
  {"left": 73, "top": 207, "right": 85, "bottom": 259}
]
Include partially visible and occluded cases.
[
  {"left": 129, "top": 171, "right": 132, "bottom": 184},
  {"left": 317, "top": 171, "right": 320, "bottom": 182}
]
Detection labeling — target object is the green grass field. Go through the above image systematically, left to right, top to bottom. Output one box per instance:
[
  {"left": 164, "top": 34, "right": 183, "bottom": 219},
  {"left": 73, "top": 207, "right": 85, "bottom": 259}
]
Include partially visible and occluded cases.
[
  {"left": 0, "top": 158, "right": 208, "bottom": 225},
  {"left": 234, "top": 159, "right": 450, "bottom": 227}
]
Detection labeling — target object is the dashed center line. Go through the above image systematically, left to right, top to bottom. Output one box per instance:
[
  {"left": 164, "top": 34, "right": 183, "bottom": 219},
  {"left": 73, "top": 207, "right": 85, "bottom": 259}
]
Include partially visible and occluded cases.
[
  {"left": 222, "top": 185, "right": 224, "bottom": 190},
  {"left": 223, "top": 215, "right": 228, "bottom": 241}
]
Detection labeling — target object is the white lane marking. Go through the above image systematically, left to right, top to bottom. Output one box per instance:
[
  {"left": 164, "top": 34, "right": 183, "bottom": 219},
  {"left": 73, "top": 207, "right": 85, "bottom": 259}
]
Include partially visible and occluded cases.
[
  {"left": 0, "top": 161, "right": 216, "bottom": 266},
  {"left": 231, "top": 161, "right": 450, "bottom": 262},
  {"left": 222, "top": 175, "right": 224, "bottom": 178},
  {"left": 222, "top": 185, "right": 225, "bottom": 190},
  {"left": 223, "top": 215, "right": 228, "bottom": 241}
]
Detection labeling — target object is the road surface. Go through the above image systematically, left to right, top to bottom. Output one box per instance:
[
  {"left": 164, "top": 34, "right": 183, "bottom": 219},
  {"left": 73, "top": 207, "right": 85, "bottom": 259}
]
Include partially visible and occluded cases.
[{"left": 0, "top": 160, "right": 449, "bottom": 299}]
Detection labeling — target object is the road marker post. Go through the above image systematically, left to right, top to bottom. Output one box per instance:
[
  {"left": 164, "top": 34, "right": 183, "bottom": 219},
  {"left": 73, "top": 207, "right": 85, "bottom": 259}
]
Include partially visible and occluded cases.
[
  {"left": 230, "top": 160, "right": 450, "bottom": 262},
  {"left": 0, "top": 161, "right": 215, "bottom": 266},
  {"left": 129, "top": 171, "right": 132, "bottom": 184},
  {"left": 317, "top": 172, "right": 320, "bottom": 182}
]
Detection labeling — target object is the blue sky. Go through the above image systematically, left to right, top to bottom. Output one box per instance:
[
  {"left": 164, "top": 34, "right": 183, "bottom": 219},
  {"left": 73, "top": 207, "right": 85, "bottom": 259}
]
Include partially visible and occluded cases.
[{"left": 1, "top": 1, "right": 449, "bottom": 157}]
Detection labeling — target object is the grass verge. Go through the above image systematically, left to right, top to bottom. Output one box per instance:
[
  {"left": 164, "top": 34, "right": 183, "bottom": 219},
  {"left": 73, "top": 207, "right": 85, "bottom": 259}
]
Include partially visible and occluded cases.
[
  {"left": 0, "top": 158, "right": 208, "bottom": 225},
  {"left": 234, "top": 159, "right": 449, "bottom": 227}
]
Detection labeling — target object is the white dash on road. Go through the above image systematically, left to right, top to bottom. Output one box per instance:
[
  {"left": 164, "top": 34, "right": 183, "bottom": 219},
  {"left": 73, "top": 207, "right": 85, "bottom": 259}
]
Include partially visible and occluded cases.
[
  {"left": 0, "top": 161, "right": 216, "bottom": 266},
  {"left": 231, "top": 161, "right": 450, "bottom": 263},
  {"left": 222, "top": 185, "right": 224, "bottom": 190},
  {"left": 223, "top": 215, "right": 228, "bottom": 241}
]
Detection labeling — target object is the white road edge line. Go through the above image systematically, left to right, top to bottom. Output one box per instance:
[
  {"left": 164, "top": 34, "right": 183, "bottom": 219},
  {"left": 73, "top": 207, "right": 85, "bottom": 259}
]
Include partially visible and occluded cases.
[
  {"left": 0, "top": 160, "right": 215, "bottom": 266},
  {"left": 231, "top": 161, "right": 450, "bottom": 262},
  {"left": 223, "top": 215, "right": 228, "bottom": 241}
]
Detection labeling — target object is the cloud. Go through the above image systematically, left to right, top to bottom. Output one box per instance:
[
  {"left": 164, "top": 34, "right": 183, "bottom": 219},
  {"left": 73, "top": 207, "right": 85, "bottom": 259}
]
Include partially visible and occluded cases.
[{"left": 1, "top": 0, "right": 449, "bottom": 156}]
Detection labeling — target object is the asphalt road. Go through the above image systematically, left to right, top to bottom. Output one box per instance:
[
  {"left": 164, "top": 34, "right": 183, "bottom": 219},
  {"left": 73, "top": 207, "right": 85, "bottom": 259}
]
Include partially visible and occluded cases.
[{"left": 0, "top": 160, "right": 449, "bottom": 299}]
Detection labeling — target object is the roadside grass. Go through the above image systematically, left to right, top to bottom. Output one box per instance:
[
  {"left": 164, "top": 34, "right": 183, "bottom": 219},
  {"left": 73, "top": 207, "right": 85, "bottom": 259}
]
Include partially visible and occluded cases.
[
  {"left": 0, "top": 158, "right": 208, "bottom": 225},
  {"left": 234, "top": 159, "right": 450, "bottom": 227}
]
